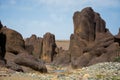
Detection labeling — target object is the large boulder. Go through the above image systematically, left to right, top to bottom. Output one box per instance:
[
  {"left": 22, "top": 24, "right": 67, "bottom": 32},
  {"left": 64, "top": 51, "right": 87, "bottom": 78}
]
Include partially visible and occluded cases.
[
  {"left": 1, "top": 27, "right": 25, "bottom": 54},
  {"left": 41, "top": 32, "right": 57, "bottom": 63},
  {"left": 14, "top": 53, "right": 47, "bottom": 73}
]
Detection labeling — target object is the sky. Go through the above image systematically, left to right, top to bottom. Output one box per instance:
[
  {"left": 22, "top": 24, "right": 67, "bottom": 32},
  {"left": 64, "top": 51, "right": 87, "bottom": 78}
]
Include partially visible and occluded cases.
[{"left": 0, "top": 0, "right": 120, "bottom": 40}]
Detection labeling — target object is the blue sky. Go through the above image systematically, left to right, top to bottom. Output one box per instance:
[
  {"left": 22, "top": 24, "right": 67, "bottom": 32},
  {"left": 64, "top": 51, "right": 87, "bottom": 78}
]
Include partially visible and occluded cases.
[{"left": 0, "top": 0, "right": 120, "bottom": 40}]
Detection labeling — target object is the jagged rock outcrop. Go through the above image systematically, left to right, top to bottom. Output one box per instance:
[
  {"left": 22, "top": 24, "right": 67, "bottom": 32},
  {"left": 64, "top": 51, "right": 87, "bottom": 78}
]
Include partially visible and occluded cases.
[
  {"left": 69, "top": 7, "right": 120, "bottom": 68},
  {"left": 73, "top": 7, "right": 106, "bottom": 42},
  {"left": 73, "top": 8, "right": 95, "bottom": 42},
  {"left": 0, "top": 22, "right": 47, "bottom": 73},
  {"left": 25, "top": 32, "right": 57, "bottom": 63},
  {"left": 41, "top": 32, "right": 57, "bottom": 63},
  {"left": 25, "top": 35, "right": 43, "bottom": 58}
]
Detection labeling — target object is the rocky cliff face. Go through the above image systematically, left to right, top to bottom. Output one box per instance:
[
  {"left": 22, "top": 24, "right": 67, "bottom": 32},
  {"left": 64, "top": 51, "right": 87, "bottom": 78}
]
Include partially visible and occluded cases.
[{"left": 69, "top": 7, "right": 120, "bottom": 68}]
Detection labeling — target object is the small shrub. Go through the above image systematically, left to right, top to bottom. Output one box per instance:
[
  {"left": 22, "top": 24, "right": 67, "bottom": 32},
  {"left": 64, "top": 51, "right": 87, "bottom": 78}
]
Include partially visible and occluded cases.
[
  {"left": 114, "top": 56, "right": 120, "bottom": 62},
  {"left": 96, "top": 74, "right": 105, "bottom": 79},
  {"left": 112, "top": 76, "right": 120, "bottom": 80}
]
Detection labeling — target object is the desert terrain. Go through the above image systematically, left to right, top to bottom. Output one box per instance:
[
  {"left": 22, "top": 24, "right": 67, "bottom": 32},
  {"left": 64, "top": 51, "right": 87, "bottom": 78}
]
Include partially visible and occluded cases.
[{"left": 0, "top": 7, "right": 120, "bottom": 80}]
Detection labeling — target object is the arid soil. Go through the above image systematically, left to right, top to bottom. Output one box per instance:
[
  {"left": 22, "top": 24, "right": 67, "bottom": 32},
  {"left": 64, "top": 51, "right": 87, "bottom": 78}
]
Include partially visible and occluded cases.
[
  {"left": 56, "top": 40, "right": 70, "bottom": 50},
  {"left": 0, "top": 62, "right": 120, "bottom": 80}
]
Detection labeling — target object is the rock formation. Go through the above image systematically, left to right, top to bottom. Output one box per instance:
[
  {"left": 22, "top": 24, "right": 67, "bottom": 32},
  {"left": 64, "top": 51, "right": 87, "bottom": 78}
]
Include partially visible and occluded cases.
[
  {"left": 0, "top": 7, "right": 120, "bottom": 71},
  {"left": 69, "top": 7, "right": 120, "bottom": 68},
  {"left": 0, "top": 22, "right": 47, "bottom": 73},
  {"left": 1, "top": 27, "right": 25, "bottom": 54},
  {"left": 25, "top": 32, "right": 57, "bottom": 63},
  {"left": 41, "top": 33, "right": 57, "bottom": 63},
  {"left": 25, "top": 35, "right": 43, "bottom": 58},
  {"left": 14, "top": 53, "right": 47, "bottom": 73}
]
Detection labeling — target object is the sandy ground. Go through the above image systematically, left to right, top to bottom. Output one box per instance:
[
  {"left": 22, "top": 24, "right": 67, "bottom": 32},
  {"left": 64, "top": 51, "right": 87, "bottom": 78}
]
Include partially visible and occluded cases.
[
  {"left": 56, "top": 40, "right": 70, "bottom": 50},
  {"left": 0, "top": 62, "right": 120, "bottom": 80}
]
